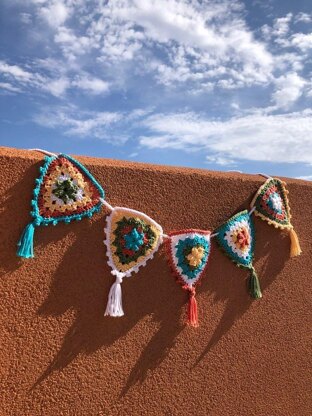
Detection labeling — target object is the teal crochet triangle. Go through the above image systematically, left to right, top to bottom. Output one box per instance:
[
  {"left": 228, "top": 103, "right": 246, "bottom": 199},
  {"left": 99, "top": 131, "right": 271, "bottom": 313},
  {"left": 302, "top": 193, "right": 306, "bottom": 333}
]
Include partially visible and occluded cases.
[
  {"left": 17, "top": 154, "right": 105, "bottom": 258},
  {"left": 215, "top": 210, "right": 255, "bottom": 270}
]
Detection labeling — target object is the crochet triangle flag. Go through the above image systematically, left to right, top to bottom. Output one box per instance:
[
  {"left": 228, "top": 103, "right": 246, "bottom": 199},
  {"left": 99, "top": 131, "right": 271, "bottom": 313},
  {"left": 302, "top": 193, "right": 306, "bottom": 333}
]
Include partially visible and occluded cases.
[
  {"left": 17, "top": 154, "right": 105, "bottom": 259},
  {"left": 250, "top": 177, "right": 301, "bottom": 257},
  {"left": 104, "top": 207, "right": 163, "bottom": 317},
  {"left": 215, "top": 210, "right": 262, "bottom": 299},
  {"left": 165, "top": 230, "right": 211, "bottom": 327}
]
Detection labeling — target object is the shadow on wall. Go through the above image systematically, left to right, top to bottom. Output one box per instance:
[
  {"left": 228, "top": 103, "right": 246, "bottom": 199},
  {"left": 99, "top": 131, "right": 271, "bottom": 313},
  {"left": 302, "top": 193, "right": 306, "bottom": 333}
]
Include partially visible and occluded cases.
[
  {"left": 0, "top": 163, "right": 42, "bottom": 277},
  {"left": 0, "top": 167, "right": 290, "bottom": 397},
  {"left": 26, "top": 198, "right": 289, "bottom": 396},
  {"left": 31, "top": 216, "right": 185, "bottom": 393}
]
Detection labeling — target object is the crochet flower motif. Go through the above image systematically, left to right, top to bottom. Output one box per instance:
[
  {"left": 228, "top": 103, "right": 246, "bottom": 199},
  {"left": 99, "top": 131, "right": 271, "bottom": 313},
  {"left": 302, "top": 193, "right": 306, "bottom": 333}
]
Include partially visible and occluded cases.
[
  {"left": 35, "top": 154, "right": 103, "bottom": 219},
  {"left": 52, "top": 175, "right": 81, "bottom": 204},
  {"left": 251, "top": 179, "right": 289, "bottom": 226},
  {"left": 267, "top": 192, "right": 283, "bottom": 213},
  {"left": 106, "top": 209, "right": 163, "bottom": 275},
  {"left": 216, "top": 211, "right": 255, "bottom": 268},
  {"left": 232, "top": 226, "right": 250, "bottom": 252},
  {"left": 124, "top": 228, "right": 144, "bottom": 252},
  {"left": 175, "top": 235, "right": 210, "bottom": 281},
  {"left": 186, "top": 246, "right": 205, "bottom": 267}
]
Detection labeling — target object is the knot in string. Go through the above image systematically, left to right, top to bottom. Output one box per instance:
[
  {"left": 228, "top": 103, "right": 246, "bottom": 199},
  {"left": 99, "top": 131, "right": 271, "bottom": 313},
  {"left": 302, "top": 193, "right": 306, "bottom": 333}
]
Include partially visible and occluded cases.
[
  {"left": 115, "top": 273, "right": 124, "bottom": 284},
  {"left": 183, "top": 285, "right": 196, "bottom": 297}
]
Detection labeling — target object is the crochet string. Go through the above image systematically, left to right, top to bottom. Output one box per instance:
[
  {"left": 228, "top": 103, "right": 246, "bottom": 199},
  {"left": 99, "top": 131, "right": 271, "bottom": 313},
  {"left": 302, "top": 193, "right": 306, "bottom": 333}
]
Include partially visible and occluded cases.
[
  {"left": 28, "top": 148, "right": 58, "bottom": 157},
  {"left": 24, "top": 149, "right": 274, "bottom": 246},
  {"left": 258, "top": 172, "right": 272, "bottom": 179},
  {"left": 100, "top": 198, "right": 114, "bottom": 211},
  {"left": 204, "top": 207, "right": 256, "bottom": 240}
]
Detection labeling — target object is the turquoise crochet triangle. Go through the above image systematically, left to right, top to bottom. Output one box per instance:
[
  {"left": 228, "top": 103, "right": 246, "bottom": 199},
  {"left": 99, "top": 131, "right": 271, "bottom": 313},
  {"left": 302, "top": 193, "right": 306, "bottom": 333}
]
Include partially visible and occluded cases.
[
  {"left": 30, "top": 153, "right": 104, "bottom": 226},
  {"left": 215, "top": 210, "right": 255, "bottom": 269}
]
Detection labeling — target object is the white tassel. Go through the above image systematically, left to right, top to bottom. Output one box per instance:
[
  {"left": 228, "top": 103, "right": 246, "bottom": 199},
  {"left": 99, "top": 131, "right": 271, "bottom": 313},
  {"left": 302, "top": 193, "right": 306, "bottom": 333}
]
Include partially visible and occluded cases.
[{"left": 104, "top": 273, "right": 124, "bottom": 317}]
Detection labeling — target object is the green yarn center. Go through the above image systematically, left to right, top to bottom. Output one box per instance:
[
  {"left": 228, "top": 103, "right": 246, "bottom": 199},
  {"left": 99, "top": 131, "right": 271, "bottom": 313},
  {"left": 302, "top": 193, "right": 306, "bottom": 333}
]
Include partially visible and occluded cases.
[{"left": 52, "top": 179, "right": 79, "bottom": 203}]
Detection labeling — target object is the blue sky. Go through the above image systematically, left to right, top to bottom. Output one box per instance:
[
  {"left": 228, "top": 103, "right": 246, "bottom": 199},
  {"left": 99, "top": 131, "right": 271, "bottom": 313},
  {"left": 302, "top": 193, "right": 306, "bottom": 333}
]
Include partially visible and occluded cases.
[{"left": 0, "top": 0, "right": 312, "bottom": 179}]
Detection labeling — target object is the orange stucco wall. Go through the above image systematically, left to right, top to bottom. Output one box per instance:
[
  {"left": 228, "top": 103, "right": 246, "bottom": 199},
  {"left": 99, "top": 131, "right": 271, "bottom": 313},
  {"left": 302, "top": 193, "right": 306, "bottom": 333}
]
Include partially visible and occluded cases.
[{"left": 0, "top": 146, "right": 311, "bottom": 416}]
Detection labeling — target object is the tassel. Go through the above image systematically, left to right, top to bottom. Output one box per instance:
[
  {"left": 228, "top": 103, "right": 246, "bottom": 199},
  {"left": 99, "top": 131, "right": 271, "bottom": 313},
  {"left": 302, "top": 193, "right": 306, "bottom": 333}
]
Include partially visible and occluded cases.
[
  {"left": 17, "top": 222, "right": 36, "bottom": 259},
  {"left": 289, "top": 227, "right": 302, "bottom": 257},
  {"left": 248, "top": 267, "right": 262, "bottom": 299},
  {"left": 104, "top": 274, "right": 124, "bottom": 317},
  {"left": 186, "top": 287, "right": 199, "bottom": 327}
]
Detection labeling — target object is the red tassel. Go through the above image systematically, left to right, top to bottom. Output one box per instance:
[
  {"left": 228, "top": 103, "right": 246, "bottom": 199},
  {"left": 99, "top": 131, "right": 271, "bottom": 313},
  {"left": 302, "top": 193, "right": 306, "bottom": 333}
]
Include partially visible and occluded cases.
[{"left": 186, "top": 287, "right": 199, "bottom": 327}]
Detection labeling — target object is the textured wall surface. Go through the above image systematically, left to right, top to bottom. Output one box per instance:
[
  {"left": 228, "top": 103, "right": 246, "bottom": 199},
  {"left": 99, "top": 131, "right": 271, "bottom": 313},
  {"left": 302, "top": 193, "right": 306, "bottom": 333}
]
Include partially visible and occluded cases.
[{"left": 0, "top": 146, "right": 311, "bottom": 416}]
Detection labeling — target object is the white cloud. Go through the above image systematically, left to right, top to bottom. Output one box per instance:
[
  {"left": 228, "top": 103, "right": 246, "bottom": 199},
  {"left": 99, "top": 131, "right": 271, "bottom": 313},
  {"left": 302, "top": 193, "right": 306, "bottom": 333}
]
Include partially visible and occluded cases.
[
  {"left": 6, "top": 0, "right": 310, "bottom": 102},
  {"left": 39, "top": 0, "right": 69, "bottom": 28},
  {"left": 45, "top": 0, "right": 274, "bottom": 90},
  {"left": 20, "top": 12, "right": 32, "bottom": 24},
  {"left": 273, "top": 13, "right": 292, "bottom": 38},
  {"left": 294, "top": 13, "right": 312, "bottom": 24},
  {"left": 291, "top": 33, "right": 312, "bottom": 51},
  {"left": 0, "top": 59, "right": 110, "bottom": 97},
  {"left": 0, "top": 61, "right": 33, "bottom": 81},
  {"left": 272, "top": 73, "right": 306, "bottom": 109},
  {"left": 72, "top": 76, "right": 110, "bottom": 94},
  {"left": 42, "top": 77, "right": 70, "bottom": 96},
  {"left": 0, "top": 82, "right": 22, "bottom": 93},
  {"left": 33, "top": 105, "right": 151, "bottom": 140},
  {"left": 34, "top": 106, "right": 122, "bottom": 139},
  {"left": 139, "top": 110, "right": 312, "bottom": 165},
  {"left": 129, "top": 152, "right": 139, "bottom": 158},
  {"left": 206, "top": 154, "right": 236, "bottom": 166},
  {"left": 296, "top": 175, "right": 312, "bottom": 181}
]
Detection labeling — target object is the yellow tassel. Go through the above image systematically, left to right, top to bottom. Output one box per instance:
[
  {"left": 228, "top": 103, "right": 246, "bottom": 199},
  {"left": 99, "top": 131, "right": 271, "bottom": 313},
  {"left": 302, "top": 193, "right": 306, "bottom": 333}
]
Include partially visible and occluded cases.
[{"left": 289, "top": 227, "right": 302, "bottom": 257}]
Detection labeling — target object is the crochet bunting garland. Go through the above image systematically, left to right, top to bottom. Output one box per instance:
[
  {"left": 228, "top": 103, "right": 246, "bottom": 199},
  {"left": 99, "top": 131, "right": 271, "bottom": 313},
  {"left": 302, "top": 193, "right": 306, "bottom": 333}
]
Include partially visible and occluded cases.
[
  {"left": 16, "top": 150, "right": 304, "bottom": 326},
  {"left": 17, "top": 154, "right": 104, "bottom": 258},
  {"left": 250, "top": 177, "right": 301, "bottom": 257},
  {"left": 104, "top": 207, "right": 163, "bottom": 317},
  {"left": 215, "top": 210, "right": 262, "bottom": 299},
  {"left": 165, "top": 230, "right": 211, "bottom": 327}
]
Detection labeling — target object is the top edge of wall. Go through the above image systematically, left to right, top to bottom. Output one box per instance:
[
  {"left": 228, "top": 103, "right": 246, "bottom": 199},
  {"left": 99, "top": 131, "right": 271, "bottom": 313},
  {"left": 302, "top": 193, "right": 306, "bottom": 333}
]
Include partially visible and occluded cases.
[{"left": 0, "top": 145, "right": 309, "bottom": 186}]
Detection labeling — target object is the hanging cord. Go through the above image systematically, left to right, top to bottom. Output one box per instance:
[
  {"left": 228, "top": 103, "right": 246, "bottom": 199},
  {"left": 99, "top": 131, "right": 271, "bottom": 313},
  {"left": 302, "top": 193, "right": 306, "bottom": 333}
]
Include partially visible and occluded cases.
[
  {"left": 28, "top": 148, "right": 58, "bottom": 157},
  {"left": 25, "top": 152, "right": 266, "bottom": 243},
  {"left": 257, "top": 172, "right": 272, "bottom": 179},
  {"left": 99, "top": 198, "right": 114, "bottom": 211},
  {"left": 100, "top": 198, "right": 169, "bottom": 241},
  {"left": 249, "top": 206, "right": 256, "bottom": 216},
  {"left": 210, "top": 207, "right": 255, "bottom": 240}
]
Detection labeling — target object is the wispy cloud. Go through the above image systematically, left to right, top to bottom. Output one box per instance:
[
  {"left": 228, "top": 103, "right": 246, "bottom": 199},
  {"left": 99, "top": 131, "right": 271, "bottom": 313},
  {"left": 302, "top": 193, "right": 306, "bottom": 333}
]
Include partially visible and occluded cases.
[
  {"left": 1, "top": 0, "right": 312, "bottom": 178},
  {"left": 38, "top": 0, "right": 70, "bottom": 28},
  {"left": 2, "top": 1, "right": 312, "bottom": 103},
  {"left": 294, "top": 12, "right": 312, "bottom": 24},
  {"left": 291, "top": 32, "right": 312, "bottom": 51},
  {"left": 0, "top": 61, "right": 33, "bottom": 81},
  {"left": 272, "top": 72, "right": 306, "bottom": 109},
  {"left": 72, "top": 76, "right": 110, "bottom": 94},
  {"left": 0, "top": 82, "right": 22, "bottom": 93},
  {"left": 33, "top": 105, "right": 152, "bottom": 140},
  {"left": 33, "top": 105, "right": 124, "bottom": 140},
  {"left": 139, "top": 110, "right": 312, "bottom": 165},
  {"left": 296, "top": 175, "right": 312, "bottom": 181}
]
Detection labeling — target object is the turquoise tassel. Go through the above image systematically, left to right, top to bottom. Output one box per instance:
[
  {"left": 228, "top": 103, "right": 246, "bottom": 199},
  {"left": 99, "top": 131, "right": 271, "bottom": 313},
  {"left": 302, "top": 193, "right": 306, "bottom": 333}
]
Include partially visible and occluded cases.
[
  {"left": 17, "top": 222, "right": 36, "bottom": 258},
  {"left": 248, "top": 267, "right": 262, "bottom": 299}
]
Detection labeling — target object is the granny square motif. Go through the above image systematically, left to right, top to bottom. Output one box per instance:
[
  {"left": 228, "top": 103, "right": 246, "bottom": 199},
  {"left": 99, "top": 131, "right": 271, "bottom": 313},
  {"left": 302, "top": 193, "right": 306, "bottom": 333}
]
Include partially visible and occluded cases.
[
  {"left": 17, "top": 153, "right": 105, "bottom": 258},
  {"left": 250, "top": 177, "right": 301, "bottom": 257},
  {"left": 250, "top": 178, "right": 291, "bottom": 229},
  {"left": 104, "top": 207, "right": 163, "bottom": 278},
  {"left": 215, "top": 210, "right": 255, "bottom": 270},
  {"left": 215, "top": 210, "right": 261, "bottom": 299},
  {"left": 165, "top": 229, "right": 211, "bottom": 327},
  {"left": 166, "top": 230, "right": 211, "bottom": 288}
]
